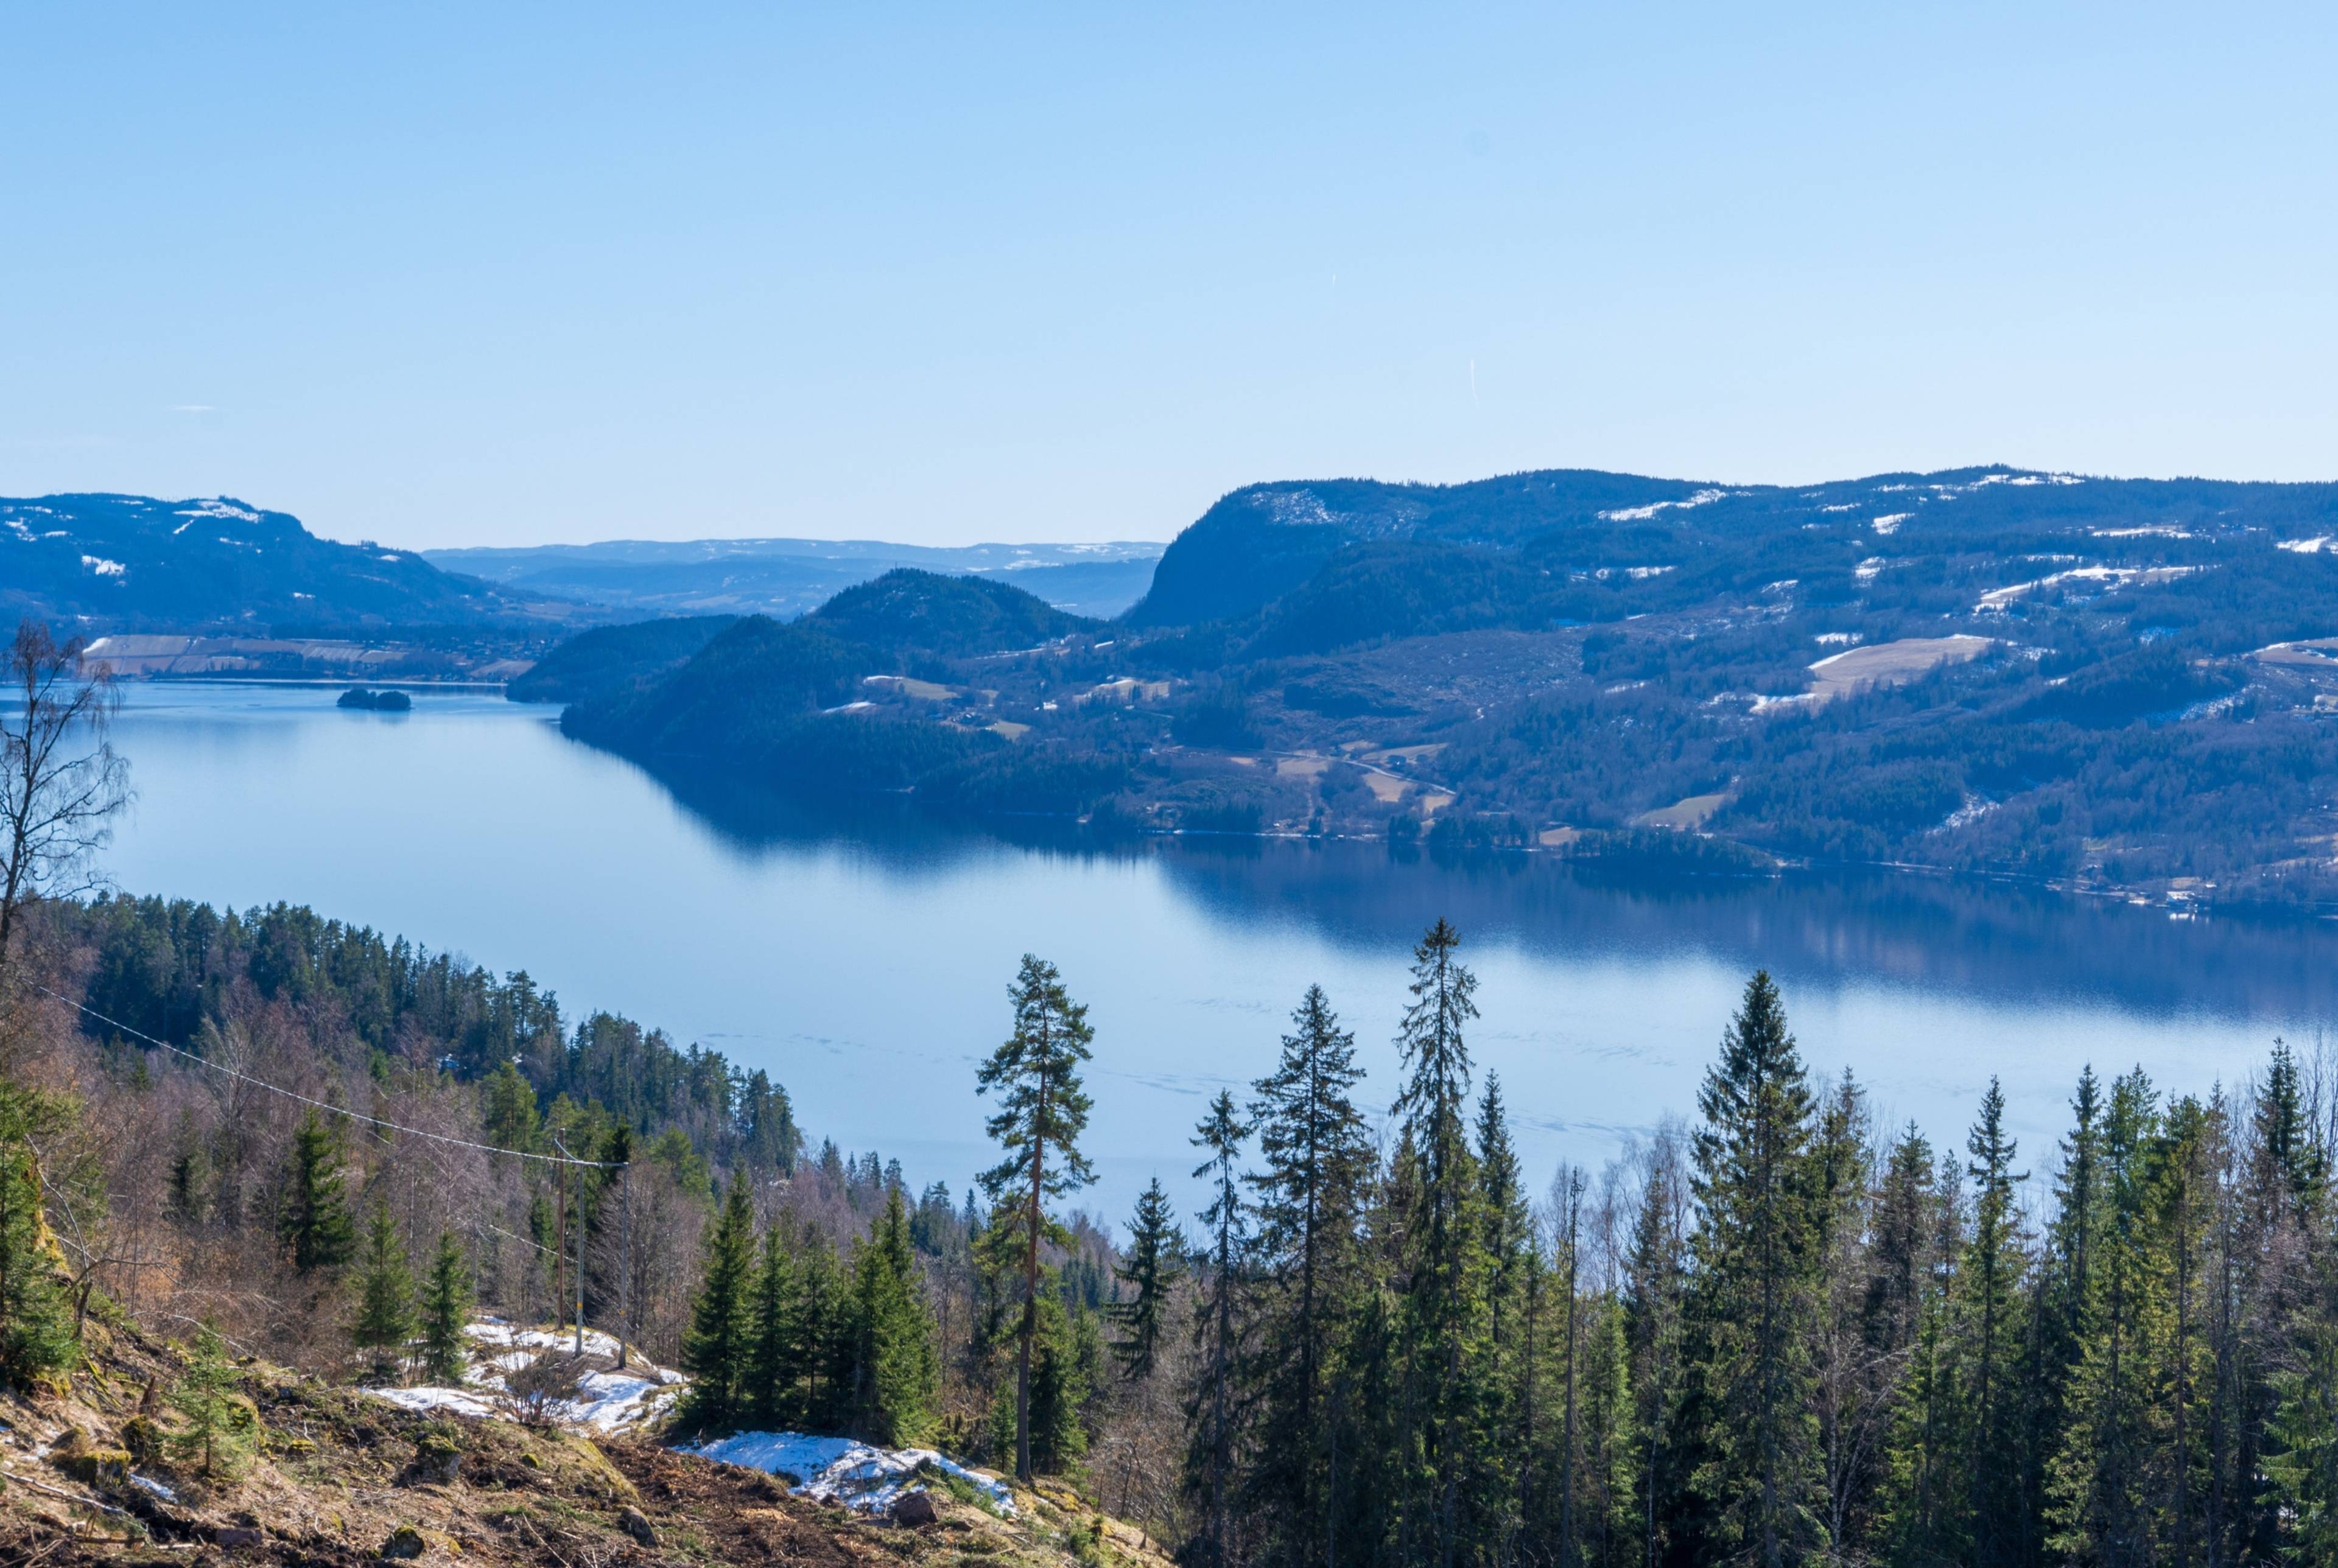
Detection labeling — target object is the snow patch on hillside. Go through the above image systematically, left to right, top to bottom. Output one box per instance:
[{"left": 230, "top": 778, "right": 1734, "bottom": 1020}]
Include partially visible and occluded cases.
[
  {"left": 1601, "top": 488, "right": 1729, "bottom": 522},
  {"left": 364, "top": 1321, "right": 684, "bottom": 1434},
  {"left": 685, "top": 1432, "right": 1016, "bottom": 1516}
]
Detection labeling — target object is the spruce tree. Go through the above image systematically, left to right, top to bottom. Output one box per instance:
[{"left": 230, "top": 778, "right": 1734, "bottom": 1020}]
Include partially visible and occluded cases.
[
  {"left": 1391, "top": 918, "right": 1488, "bottom": 1568},
  {"left": 975, "top": 953, "right": 1096, "bottom": 1483},
  {"left": 1682, "top": 970, "right": 1827, "bottom": 1568},
  {"left": 1245, "top": 982, "right": 1372, "bottom": 1568},
  {"left": 2048, "top": 1067, "right": 2160, "bottom": 1562},
  {"left": 1960, "top": 1078, "right": 2029, "bottom": 1567},
  {"left": 0, "top": 1085, "right": 75, "bottom": 1384},
  {"left": 1187, "top": 1088, "right": 1253, "bottom": 1568},
  {"left": 278, "top": 1109, "right": 356, "bottom": 1273},
  {"left": 1624, "top": 1138, "right": 1690, "bottom": 1568},
  {"left": 680, "top": 1171, "right": 757, "bottom": 1433},
  {"left": 1111, "top": 1177, "right": 1184, "bottom": 1383},
  {"left": 851, "top": 1185, "right": 937, "bottom": 1445},
  {"left": 350, "top": 1200, "right": 416, "bottom": 1379},
  {"left": 748, "top": 1225, "right": 799, "bottom": 1426},
  {"left": 795, "top": 1230, "right": 850, "bottom": 1432},
  {"left": 418, "top": 1231, "right": 474, "bottom": 1385},
  {"left": 168, "top": 1320, "right": 255, "bottom": 1479},
  {"left": 2267, "top": 1325, "right": 2338, "bottom": 1563}
]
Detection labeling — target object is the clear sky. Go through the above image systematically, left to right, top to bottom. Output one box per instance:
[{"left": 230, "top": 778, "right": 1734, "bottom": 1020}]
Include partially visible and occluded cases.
[{"left": 4, "top": 3, "right": 2334, "bottom": 550}]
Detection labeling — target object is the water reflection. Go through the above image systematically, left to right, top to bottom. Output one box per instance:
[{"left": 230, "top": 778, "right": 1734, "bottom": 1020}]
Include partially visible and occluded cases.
[{"left": 645, "top": 751, "right": 2338, "bottom": 1027}]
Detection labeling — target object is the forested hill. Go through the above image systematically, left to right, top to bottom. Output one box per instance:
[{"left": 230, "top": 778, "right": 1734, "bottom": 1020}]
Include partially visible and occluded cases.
[
  {"left": 528, "top": 464, "right": 2338, "bottom": 906},
  {"left": 1126, "top": 465, "right": 2338, "bottom": 629},
  {"left": 0, "top": 492, "right": 556, "bottom": 630},
  {"left": 558, "top": 568, "right": 1118, "bottom": 811}
]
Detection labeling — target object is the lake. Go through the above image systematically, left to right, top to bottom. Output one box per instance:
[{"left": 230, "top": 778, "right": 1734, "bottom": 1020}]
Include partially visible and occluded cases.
[{"left": 95, "top": 681, "right": 2338, "bottom": 1220}]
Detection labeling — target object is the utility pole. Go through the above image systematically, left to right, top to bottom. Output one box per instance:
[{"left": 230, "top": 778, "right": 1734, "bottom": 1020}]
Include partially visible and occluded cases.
[
  {"left": 552, "top": 1134, "right": 585, "bottom": 1357},
  {"left": 617, "top": 1160, "right": 631, "bottom": 1370}
]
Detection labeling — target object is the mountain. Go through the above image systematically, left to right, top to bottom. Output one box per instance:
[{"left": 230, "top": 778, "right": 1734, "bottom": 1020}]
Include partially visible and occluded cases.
[
  {"left": 541, "top": 464, "right": 2338, "bottom": 906},
  {"left": 1127, "top": 466, "right": 2338, "bottom": 635},
  {"left": 0, "top": 492, "right": 555, "bottom": 630},
  {"left": 425, "top": 536, "right": 1165, "bottom": 620}
]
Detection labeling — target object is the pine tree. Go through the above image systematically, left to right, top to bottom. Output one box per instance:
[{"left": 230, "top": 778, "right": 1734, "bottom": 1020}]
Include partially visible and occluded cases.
[
  {"left": 1391, "top": 918, "right": 1489, "bottom": 1568},
  {"left": 975, "top": 953, "right": 1096, "bottom": 1483},
  {"left": 1681, "top": 970, "right": 1827, "bottom": 1568},
  {"left": 1245, "top": 982, "right": 1372, "bottom": 1567},
  {"left": 0, "top": 1085, "right": 75, "bottom": 1384},
  {"left": 1188, "top": 1088, "right": 1253, "bottom": 1568},
  {"left": 278, "top": 1109, "right": 356, "bottom": 1273},
  {"left": 680, "top": 1171, "right": 757, "bottom": 1434},
  {"left": 1111, "top": 1177, "right": 1183, "bottom": 1383},
  {"left": 851, "top": 1185, "right": 937, "bottom": 1445},
  {"left": 351, "top": 1200, "right": 416, "bottom": 1379},
  {"left": 418, "top": 1231, "right": 474, "bottom": 1385},
  {"left": 992, "top": 1295, "right": 1092, "bottom": 1474},
  {"left": 167, "top": 1321, "right": 255, "bottom": 1479}
]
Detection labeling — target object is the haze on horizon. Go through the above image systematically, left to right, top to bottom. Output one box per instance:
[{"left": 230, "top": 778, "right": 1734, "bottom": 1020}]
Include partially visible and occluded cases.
[{"left": 5, "top": 2, "right": 2335, "bottom": 553}]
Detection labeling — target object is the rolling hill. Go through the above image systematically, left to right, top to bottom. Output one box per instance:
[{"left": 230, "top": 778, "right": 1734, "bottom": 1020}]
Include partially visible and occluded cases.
[{"left": 0, "top": 492, "right": 556, "bottom": 631}]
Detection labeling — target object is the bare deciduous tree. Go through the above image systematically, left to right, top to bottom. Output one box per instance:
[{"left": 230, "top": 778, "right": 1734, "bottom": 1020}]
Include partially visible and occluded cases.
[{"left": 0, "top": 620, "right": 129, "bottom": 986}]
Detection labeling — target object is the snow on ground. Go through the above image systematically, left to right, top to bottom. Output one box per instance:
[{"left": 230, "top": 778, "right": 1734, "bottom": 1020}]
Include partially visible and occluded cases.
[
  {"left": 1600, "top": 488, "right": 1730, "bottom": 522},
  {"left": 363, "top": 1321, "right": 685, "bottom": 1434},
  {"left": 686, "top": 1431, "right": 1016, "bottom": 1516}
]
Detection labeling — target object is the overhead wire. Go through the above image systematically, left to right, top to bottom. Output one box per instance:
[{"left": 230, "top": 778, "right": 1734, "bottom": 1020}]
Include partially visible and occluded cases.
[{"left": 35, "top": 984, "right": 627, "bottom": 1169}]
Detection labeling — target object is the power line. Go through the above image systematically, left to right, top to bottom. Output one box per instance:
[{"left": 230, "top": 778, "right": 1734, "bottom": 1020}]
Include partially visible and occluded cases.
[{"left": 36, "top": 985, "right": 626, "bottom": 1169}]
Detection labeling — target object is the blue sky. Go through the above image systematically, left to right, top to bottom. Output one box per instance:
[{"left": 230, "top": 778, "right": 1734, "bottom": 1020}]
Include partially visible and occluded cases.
[{"left": 4, "top": 2, "right": 2333, "bottom": 549}]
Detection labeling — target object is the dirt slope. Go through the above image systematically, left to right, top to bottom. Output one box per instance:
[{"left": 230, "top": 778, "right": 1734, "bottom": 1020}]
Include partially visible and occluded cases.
[{"left": 0, "top": 1324, "right": 1162, "bottom": 1568}]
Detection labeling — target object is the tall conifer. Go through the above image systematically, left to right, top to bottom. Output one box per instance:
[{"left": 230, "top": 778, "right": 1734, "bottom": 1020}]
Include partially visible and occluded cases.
[
  {"left": 1391, "top": 919, "right": 1487, "bottom": 1568},
  {"left": 975, "top": 954, "right": 1096, "bottom": 1483},
  {"left": 1682, "top": 970, "right": 1826, "bottom": 1568},
  {"left": 1246, "top": 982, "right": 1372, "bottom": 1568},
  {"left": 1188, "top": 1089, "right": 1253, "bottom": 1568},
  {"left": 279, "top": 1110, "right": 356, "bottom": 1272},
  {"left": 680, "top": 1171, "right": 757, "bottom": 1433},
  {"left": 1112, "top": 1177, "right": 1184, "bottom": 1383},
  {"left": 852, "top": 1185, "right": 937, "bottom": 1445},
  {"left": 351, "top": 1200, "right": 415, "bottom": 1379},
  {"left": 418, "top": 1231, "right": 473, "bottom": 1385}
]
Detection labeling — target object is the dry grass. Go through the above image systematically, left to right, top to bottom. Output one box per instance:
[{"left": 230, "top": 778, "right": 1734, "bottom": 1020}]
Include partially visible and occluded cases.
[
  {"left": 1806, "top": 635, "right": 1992, "bottom": 698},
  {"left": 1631, "top": 793, "right": 1729, "bottom": 830}
]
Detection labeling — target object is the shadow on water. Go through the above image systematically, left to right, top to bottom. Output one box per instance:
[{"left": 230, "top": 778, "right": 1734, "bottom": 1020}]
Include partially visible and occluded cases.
[{"left": 641, "top": 754, "right": 2338, "bottom": 1028}]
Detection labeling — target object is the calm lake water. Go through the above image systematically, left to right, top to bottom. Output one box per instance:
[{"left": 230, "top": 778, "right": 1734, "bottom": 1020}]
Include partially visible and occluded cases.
[{"left": 94, "top": 681, "right": 2338, "bottom": 1220}]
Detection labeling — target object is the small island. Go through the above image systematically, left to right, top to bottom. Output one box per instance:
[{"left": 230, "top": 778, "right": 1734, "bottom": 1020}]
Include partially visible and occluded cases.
[{"left": 336, "top": 687, "right": 412, "bottom": 712}]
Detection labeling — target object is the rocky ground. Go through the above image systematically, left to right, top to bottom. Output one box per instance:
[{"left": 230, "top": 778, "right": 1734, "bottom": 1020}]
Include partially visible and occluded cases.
[{"left": 0, "top": 1321, "right": 1163, "bottom": 1568}]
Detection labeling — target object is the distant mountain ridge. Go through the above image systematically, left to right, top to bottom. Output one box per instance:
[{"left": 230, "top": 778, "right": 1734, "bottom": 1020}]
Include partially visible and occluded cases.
[
  {"left": 0, "top": 492, "right": 550, "bottom": 630},
  {"left": 426, "top": 535, "right": 1165, "bottom": 621}
]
